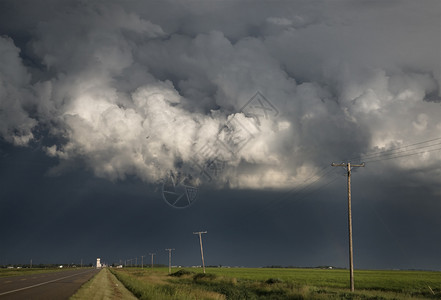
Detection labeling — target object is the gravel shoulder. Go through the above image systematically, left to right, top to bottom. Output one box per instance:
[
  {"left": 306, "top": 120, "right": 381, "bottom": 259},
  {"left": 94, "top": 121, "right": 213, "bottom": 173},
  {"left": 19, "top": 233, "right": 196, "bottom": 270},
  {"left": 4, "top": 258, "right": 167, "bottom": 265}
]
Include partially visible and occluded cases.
[{"left": 70, "top": 268, "right": 137, "bottom": 300}]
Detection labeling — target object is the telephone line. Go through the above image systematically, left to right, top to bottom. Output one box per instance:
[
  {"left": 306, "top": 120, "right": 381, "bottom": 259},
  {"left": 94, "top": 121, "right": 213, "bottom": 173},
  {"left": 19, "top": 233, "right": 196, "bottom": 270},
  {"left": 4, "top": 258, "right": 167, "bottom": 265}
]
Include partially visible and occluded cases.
[
  {"left": 348, "top": 136, "right": 441, "bottom": 162},
  {"left": 358, "top": 141, "right": 441, "bottom": 161},
  {"left": 364, "top": 146, "right": 441, "bottom": 163},
  {"left": 331, "top": 162, "right": 365, "bottom": 292},
  {"left": 238, "top": 166, "right": 335, "bottom": 221},
  {"left": 224, "top": 167, "right": 340, "bottom": 232},
  {"left": 267, "top": 172, "right": 338, "bottom": 214},
  {"left": 264, "top": 175, "right": 340, "bottom": 215},
  {"left": 193, "top": 231, "right": 207, "bottom": 273},
  {"left": 165, "top": 249, "right": 175, "bottom": 274}
]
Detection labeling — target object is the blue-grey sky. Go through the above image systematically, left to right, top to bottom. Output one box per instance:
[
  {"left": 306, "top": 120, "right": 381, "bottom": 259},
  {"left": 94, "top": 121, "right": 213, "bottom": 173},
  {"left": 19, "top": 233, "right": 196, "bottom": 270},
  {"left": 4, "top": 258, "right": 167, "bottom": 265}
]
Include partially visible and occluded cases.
[{"left": 0, "top": 0, "right": 440, "bottom": 270}]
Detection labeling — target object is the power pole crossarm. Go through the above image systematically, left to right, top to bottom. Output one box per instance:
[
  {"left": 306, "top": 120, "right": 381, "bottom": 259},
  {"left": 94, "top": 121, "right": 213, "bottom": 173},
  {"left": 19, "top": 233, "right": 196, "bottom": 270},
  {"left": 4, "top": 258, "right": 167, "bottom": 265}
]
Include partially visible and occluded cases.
[
  {"left": 331, "top": 162, "right": 365, "bottom": 292},
  {"left": 331, "top": 163, "right": 365, "bottom": 167},
  {"left": 193, "top": 231, "right": 208, "bottom": 273}
]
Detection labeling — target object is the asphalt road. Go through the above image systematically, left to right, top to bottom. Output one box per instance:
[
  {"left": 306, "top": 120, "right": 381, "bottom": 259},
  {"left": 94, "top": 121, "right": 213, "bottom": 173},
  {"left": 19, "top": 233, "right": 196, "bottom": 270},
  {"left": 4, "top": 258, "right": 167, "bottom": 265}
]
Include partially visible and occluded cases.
[{"left": 0, "top": 268, "right": 100, "bottom": 300}]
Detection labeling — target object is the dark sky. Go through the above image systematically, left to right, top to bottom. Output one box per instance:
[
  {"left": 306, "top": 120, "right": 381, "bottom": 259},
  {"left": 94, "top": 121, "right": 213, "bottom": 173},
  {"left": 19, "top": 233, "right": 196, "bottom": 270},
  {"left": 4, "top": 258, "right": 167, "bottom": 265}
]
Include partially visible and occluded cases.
[{"left": 0, "top": 0, "right": 440, "bottom": 270}]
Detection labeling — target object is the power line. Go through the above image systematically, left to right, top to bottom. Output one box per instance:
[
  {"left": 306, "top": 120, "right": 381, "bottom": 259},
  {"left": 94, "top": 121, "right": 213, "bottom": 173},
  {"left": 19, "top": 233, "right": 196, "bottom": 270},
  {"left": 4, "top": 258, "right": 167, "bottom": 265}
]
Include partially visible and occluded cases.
[
  {"left": 349, "top": 137, "right": 441, "bottom": 162},
  {"left": 360, "top": 141, "right": 441, "bottom": 161},
  {"left": 364, "top": 146, "right": 441, "bottom": 163},
  {"left": 331, "top": 162, "right": 364, "bottom": 292},
  {"left": 217, "top": 165, "right": 341, "bottom": 235},
  {"left": 236, "top": 166, "right": 336, "bottom": 223},
  {"left": 262, "top": 171, "right": 340, "bottom": 216},
  {"left": 193, "top": 231, "right": 207, "bottom": 273},
  {"left": 165, "top": 249, "right": 175, "bottom": 274},
  {"left": 149, "top": 253, "right": 156, "bottom": 269}
]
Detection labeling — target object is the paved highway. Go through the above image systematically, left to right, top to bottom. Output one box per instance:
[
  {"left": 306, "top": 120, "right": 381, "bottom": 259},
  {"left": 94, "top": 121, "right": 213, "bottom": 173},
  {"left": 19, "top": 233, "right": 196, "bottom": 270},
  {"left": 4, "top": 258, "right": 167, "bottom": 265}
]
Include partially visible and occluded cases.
[{"left": 0, "top": 268, "right": 100, "bottom": 299}]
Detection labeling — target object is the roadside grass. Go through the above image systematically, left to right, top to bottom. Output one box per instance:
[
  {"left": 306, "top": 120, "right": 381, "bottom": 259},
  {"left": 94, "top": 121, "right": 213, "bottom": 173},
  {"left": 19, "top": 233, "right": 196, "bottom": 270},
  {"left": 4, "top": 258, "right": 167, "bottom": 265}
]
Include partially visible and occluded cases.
[
  {"left": 0, "top": 267, "right": 79, "bottom": 278},
  {"left": 112, "top": 267, "right": 441, "bottom": 300},
  {"left": 70, "top": 268, "right": 136, "bottom": 300},
  {"left": 110, "top": 268, "right": 225, "bottom": 300}
]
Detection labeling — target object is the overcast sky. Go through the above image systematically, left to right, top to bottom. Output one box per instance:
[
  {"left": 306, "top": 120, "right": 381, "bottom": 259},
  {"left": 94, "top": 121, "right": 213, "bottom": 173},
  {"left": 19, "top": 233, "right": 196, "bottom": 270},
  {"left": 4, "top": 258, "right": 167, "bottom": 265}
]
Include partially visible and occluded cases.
[{"left": 0, "top": 0, "right": 440, "bottom": 270}]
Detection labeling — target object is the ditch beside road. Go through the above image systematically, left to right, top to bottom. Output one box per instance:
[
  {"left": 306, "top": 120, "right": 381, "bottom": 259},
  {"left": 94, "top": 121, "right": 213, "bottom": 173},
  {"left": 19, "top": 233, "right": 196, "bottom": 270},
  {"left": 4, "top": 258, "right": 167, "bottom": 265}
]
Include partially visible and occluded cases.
[{"left": 70, "top": 268, "right": 137, "bottom": 300}]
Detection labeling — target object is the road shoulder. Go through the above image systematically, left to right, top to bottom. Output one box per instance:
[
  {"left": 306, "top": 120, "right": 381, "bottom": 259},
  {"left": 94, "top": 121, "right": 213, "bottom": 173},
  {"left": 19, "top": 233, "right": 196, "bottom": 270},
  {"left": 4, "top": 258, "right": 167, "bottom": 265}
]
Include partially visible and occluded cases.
[{"left": 70, "top": 268, "right": 137, "bottom": 300}]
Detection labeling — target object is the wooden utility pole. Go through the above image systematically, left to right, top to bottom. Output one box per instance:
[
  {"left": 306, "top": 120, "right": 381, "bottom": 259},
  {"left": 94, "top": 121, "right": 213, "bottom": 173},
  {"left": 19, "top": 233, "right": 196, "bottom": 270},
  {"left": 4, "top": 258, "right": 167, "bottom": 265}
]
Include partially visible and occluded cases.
[
  {"left": 331, "top": 162, "right": 364, "bottom": 292},
  {"left": 193, "top": 231, "right": 208, "bottom": 273},
  {"left": 165, "top": 249, "right": 175, "bottom": 274},
  {"left": 149, "top": 253, "right": 156, "bottom": 269}
]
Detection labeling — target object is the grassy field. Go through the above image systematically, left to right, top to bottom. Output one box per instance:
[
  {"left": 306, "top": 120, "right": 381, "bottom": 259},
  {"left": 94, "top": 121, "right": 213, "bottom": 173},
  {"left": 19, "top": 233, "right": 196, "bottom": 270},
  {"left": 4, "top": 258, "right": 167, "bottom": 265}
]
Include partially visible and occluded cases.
[
  {"left": 0, "top": 267, "right": 77, "bottom": 278},
  {"left": 110, "top": 267, "right": 441, "bottom": 299}
]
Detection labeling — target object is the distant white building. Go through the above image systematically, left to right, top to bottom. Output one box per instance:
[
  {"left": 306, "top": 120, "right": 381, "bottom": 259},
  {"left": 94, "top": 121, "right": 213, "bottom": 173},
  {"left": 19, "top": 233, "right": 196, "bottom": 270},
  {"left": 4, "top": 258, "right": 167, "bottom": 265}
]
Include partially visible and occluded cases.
[{"left": 96, "top": 258, "right": 101, "bottom": 268}]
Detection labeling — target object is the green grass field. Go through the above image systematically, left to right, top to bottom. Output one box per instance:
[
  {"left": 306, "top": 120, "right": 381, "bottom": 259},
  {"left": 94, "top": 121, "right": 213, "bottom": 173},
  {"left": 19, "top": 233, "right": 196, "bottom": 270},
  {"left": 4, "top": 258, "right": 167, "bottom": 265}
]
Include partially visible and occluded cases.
[
  {"left": 0, "top": 267, "right": 73, "bottom": 278},
  {"left": 110, "top": 267, "right": 441, "bottom": 299}
]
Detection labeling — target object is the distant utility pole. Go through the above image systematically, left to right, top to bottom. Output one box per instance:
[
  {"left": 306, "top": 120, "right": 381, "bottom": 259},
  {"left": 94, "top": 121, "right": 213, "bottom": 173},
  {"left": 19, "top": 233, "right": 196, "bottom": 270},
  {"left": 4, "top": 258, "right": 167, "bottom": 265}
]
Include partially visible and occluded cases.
[
  {"left": 331, "top": 162, "right": 365, "bottom": 292},
  {"left": 193, "top": 231, "right": 208, "bottom": 273},
  {"left": 165, "top": 249, "right": 175, "bottom": 274},
  {"left": 149, "top": 253, "right": 156, "bottom": 269},
  {"left": 141, "top": 255, "right": 145, "bottom": 268},
  {"left": 135, "top": 257, "right": 137, "bottom": 267},
  {"left": 30, "top": 259, "right": 32, "bottom": 268}
]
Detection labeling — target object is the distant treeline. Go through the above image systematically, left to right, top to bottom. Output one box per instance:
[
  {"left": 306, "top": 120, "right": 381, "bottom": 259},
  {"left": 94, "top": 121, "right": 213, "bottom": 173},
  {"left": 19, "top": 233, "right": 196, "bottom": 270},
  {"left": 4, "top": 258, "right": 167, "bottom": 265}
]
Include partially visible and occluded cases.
[
  {"left": 1, "top": 263, "right": 94, "bottom": 268},
  {"left": 114, "top": 264, "right": 168, "bottom": 268},
  {"left": 264, "top": 265, "right": 342, "bottom": 269}
]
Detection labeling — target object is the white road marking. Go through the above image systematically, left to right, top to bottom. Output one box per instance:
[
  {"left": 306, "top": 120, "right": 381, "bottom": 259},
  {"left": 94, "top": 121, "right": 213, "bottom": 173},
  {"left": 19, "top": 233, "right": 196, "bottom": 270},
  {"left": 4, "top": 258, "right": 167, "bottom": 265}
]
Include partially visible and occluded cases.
[{"left": 0, "top": 269, "right": 95, "bottom": 296}]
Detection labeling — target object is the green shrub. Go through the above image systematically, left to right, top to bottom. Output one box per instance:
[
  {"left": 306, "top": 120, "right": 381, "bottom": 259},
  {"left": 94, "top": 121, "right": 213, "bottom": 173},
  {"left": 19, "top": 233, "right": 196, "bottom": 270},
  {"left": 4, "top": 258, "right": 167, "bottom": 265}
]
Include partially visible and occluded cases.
[
  {"left": 170, "top": 269, "right": 194, "bottom": 277},
  {"left": 193, "top": 272, "right": 218, "bottom": 281},
  {"left": 265, "top": 278, "right": 284, "bottom": 284}
]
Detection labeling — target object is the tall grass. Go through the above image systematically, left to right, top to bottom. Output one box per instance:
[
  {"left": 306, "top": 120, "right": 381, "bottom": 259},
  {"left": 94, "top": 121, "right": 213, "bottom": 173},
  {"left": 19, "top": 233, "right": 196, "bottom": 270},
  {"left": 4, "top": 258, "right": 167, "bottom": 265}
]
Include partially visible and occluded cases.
[
  {"left": 111, "top": 267, "right": 441, "bottom": 300},
  {"left": 110, "top": 268, "right": 225, "bottom": 300}
]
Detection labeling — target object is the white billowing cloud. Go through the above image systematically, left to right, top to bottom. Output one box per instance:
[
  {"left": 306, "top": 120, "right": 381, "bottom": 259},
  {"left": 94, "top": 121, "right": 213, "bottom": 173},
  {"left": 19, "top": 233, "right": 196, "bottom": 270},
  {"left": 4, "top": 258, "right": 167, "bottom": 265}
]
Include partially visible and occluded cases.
[
  {"left": 0, "top": 0, "right": 439, "bottom": 189},
  {"left": 47, "top": 81, "right": 209, "bottom": 181}
]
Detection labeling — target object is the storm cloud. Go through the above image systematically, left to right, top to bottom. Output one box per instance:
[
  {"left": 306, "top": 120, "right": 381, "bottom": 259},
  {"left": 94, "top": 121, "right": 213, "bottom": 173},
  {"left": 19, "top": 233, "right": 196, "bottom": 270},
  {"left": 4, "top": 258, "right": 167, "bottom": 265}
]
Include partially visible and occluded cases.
[
  {"left": 0, "top": 0, "right": 440, "bottom": 269},
  {"left": 1, "top": 0, "right": 440, "bottom": 190}
]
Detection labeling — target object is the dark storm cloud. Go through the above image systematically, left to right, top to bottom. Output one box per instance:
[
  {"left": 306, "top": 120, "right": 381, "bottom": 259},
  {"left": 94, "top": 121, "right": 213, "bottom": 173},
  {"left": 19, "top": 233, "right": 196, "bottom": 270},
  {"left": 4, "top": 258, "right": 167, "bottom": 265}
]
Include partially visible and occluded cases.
[
  {"left": 0, "top": 0, "right": 440, "bottom": 269},
  {"left": 0, "top": 0, "right": 439, "bottom": 189}
]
